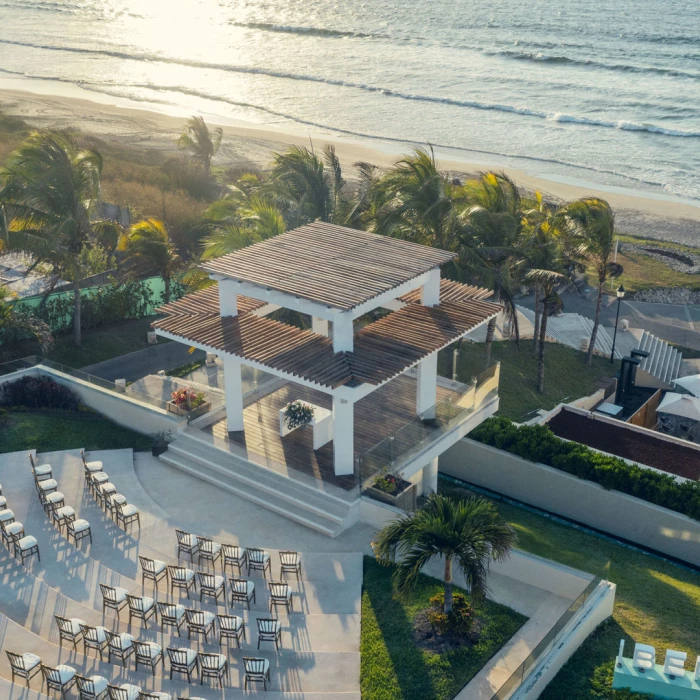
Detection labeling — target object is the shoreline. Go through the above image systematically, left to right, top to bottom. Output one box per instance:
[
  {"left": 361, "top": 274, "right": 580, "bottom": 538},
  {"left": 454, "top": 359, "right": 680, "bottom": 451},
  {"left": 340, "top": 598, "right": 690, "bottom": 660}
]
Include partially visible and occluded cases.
[{"left": 1, "top": 80, "right": 700, "bottom": 242}]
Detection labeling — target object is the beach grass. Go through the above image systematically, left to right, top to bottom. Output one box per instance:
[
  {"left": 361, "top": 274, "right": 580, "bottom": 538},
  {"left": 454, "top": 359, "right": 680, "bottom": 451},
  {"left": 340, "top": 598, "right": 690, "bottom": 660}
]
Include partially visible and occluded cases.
[
  {"left": 438, "top": 340, "right": 616, "bottom": 421},
  {"left": 0, "top": 407, "right": 152, "bottom": 453},
  {"left": 439, "top": 479, "right": 700, "bottom": 700},
  {"left": 361, "top": 556, "right": 527, "bottom": 700}
]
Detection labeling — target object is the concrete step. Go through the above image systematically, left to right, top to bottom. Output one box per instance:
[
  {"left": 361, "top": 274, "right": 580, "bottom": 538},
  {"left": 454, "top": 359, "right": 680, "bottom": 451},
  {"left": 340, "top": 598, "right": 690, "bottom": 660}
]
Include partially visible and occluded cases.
[
  {"left": 634, "top": 331, "right": 683, "bottom": 386},
  {"left": 161, "top": 437, "right": 350, "bottom": 538}
]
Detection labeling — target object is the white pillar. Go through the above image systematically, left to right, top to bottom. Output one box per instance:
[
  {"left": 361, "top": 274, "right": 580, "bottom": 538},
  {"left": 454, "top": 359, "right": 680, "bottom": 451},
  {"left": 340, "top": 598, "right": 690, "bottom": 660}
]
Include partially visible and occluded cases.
[
  {"left": 421, "top": 268, "right": 441, "bottom": 306},
  {"left": 218, "top": 279, "right": 238, "bottom": 317},
  {"left": 333, "top": 314, "right": 354, "bottom": 352},
  {"left": 312, "top": 316, "right": 329, "bottom": 336},
  {"left": 416, "top": 353, "right": 438, "bottom": 419},
  {"left": 223, "top": 355, "right": 244, "bottom": 432},
  {"left": 332, "top": 396, "right": 354, "bottom": 475},
  {"left": 422, "top": 457, "right": 439, "bottom": 495}
]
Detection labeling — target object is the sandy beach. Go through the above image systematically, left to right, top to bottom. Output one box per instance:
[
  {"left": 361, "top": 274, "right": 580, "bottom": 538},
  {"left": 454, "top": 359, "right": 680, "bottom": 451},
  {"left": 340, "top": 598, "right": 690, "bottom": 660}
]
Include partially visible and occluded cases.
[{"left": 1, "top": 82, "right": 699, "bottom": 245}]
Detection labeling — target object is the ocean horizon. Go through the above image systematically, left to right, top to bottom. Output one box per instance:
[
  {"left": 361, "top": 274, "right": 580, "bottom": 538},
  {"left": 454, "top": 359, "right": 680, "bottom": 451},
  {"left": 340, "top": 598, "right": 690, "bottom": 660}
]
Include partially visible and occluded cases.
[{"left": 0, "top": 0, "right": 698, "bottom": 203}]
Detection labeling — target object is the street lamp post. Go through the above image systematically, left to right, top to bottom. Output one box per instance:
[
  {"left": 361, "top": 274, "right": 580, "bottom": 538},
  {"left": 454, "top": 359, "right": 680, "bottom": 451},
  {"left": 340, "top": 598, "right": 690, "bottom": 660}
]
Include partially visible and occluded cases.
[{"left": 610, "top": 284, "right": 625, "bottom": 363}]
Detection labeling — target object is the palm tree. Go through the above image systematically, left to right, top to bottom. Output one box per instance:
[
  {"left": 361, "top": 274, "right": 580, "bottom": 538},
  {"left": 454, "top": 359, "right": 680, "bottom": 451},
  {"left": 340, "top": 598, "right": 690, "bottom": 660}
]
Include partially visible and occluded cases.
[
  {"left": 177, "top": 116, "right": 223, "bottom": 176},
  {"left": 0, "top": 131, "right": 109, "bottom": 345},
  {"left": 271, "top": 144, "right": 347, "bottom": 225},
  {"left": 557, "top": 198, "right": 621, "bottom": 365},
  {"left": 118, "top": 218, "right": 182, "bottom": 304},
  {"left": 0, "top": 285, "right": 53, "bottom": 353},
  {"left": 372, "top": 493, "right": 516, "bottom": 614}
]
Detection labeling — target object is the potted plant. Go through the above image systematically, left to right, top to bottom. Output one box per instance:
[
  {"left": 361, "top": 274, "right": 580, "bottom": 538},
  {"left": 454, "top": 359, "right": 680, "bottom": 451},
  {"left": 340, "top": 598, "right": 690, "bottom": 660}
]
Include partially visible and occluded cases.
[
  {"left": 168, "top": 386, "right": 211, "bottom": 418},
  {"left": 283, "top": 400, "right": 315, "bottom": 431},
  {"left": 151, "top": 430, "right": 172, "bottom": 457},
  {"left": 366, "top": 467, "right": 417, "bottom": 511}
]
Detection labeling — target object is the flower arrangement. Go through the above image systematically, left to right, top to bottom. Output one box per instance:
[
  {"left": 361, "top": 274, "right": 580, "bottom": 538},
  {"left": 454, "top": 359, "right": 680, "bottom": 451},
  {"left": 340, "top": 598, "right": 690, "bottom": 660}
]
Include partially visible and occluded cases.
[
  {"left": 171, "top": 387, "right": 206, "bottom": 409},
  {"left": 284, "top": 400, "right": 315, "bottom": 430},
  {"left": 373, "top": 470, "right": 402, "bottom": 494}
]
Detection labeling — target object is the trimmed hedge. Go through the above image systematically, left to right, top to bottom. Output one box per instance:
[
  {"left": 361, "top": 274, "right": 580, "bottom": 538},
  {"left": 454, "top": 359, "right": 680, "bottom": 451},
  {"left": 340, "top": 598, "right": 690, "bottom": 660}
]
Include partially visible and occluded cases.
[{"left": 471, "top": 416, "right": 700, "bottom": 521}]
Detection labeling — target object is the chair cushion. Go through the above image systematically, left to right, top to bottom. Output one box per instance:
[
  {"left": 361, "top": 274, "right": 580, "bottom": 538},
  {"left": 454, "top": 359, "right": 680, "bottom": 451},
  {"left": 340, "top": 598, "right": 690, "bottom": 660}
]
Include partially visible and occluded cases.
[
  {"left": 85, "top": 461, "right": 103, "bottom": 472},
  {"left": 34, "top": 464, "right": 52, "bottom": 476},
  {"left": 92, "top": 473, "right": 109, "bottom": 484},
  {"left": 39, "top": 479, "right": 58, "bottom": 491},
  {"left": 100, "top": 483, "right": 116, "bottom": 494},
  {"left": 47, "top": 492, "right": 65, "bottom": 504},
  {"left": 111, "top": 494, "right": 127, "bottom": 506},
  {"left": 0, "top": 496, "right": 6, "bottom": 508},
  {"left": 120, "top": 504, "right": 138, "bottom": 517},
  {"left": 55, "top": 506, "right": 75, "bottom": 520},
  {"left": 0, "top": 509, "right": 14, "bottom": 522},
  {"left": 72, "top": 519, "right": 90, "bottom": 533},
  {"left": 6, "top": 522, "right": 24, "bottom": 536},
  {"left": 180, "top": 533, "right": 197, "bottom": 547},
  {"left": 18, "top": 535, "right": 37, "bottom": 550},
  {"left": 207, "top": 542, "right": 222, "bottom": 556},
  {"left": 152, "top": 559, "right": 166, "bottom": 574},
  {"left": 173, "top": 568, "right": 195, "bottom": 582},
  {"left": 203, "top": 575, "right": 224, "bottom": 589},
  {"left": 107, "top": 586, "right": 128, "bottom": 603},
  {"left": 139, "top": 596, "right": 155, "bottom": 612},
  {"left": 162, "top": 604, "right": 186, "bottom": 620},
  {"left": 199, "top": 611, "right": 215, "bottom": 625},
  {"left": 68, "top": 618, "right": 86, "bottom": 634},
  {"left": 87, "top": 626, "right": 108, "bottom": 643},
  {"left": 114, "top": 632, "right": 135, "bottom": 649},
  {"left": 140, "top": 641, "right": 162, "bottom": 658},
  {"left": 176, "top": 648, "right": 198, "bottom": 664},
  {"left": 21, "top": 653, "right": 41, "bottom": 670},
  {"left": 202, "top": 653, "right": 227, "bottom": 669},
  {"left": 53, "top": 664, "right": 76, "bottom": 683},
  {"left": 89, "top": 676, "right": 108, "bottom": 693},
  {"left": 119, "top": 685, "right": 141, "bottom": 700}
]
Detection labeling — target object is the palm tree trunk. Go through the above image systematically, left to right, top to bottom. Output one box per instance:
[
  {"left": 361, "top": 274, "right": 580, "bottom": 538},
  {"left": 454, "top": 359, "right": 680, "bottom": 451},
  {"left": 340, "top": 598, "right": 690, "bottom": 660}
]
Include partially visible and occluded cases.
[
  {"left": 587, "top": 277, "right": 605, "bottom": 366},
  {"left": 72, "top": 278, "right": 81, "bottom": 347},
  {"left": 532, "top": 286, "right": 541, "bottom": 354},
  {"left": 537, "top": 293, "right": 549, "bottom": 393},
  {"left": 484, "top": 317, "right": 497, "bottom": 368},
  {"left": 444, "top": 556, "right": 453, "bottom": 614}
]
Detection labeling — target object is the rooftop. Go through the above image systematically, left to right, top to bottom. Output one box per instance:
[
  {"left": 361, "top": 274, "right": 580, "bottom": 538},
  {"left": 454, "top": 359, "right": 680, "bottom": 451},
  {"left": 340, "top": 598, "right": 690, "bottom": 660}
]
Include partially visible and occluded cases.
[{"left": 201, "top": 222, "right": 456, "bottom": 310}]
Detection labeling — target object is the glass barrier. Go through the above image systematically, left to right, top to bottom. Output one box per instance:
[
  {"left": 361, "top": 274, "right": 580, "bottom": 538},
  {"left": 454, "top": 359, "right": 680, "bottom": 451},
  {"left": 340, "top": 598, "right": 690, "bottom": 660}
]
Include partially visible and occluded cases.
[{"left": 356, "top": 362, "right": 500, "bottom": 490}]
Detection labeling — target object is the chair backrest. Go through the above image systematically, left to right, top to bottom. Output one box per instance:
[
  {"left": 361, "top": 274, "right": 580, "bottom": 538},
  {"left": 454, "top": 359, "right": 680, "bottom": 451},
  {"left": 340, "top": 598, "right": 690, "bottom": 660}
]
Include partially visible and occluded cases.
[
  {"left": 80, "top": 449, "right": 87, "bottom": 466},
  {"left": 28, "top": 453, "right": 36, "bottom": 469},
  {"left": 175, "top": 529, "right": 193, "bottom": 547},
  {"left": 197, "top": 536, "right": 213, "bottom": 553},
  {"left": 222, "top": 543, "right": 242, "bottom": 560},
  {"left": 247, "top": 547, "right": 266, "bottom": 562},
  {"left": 280, "top": 550, "right": 299, "bottom": 566},
  {"left": 139, "top": 556, "right": 155, "bottom": 574},
  {"left": 169, "top": 565, "right": 189, "bottom": 582},
  {"left": 198, "top": 572, "right": 215, "bottom": 589},
  {"left": 230, "top": 578, "right": 249, "bottom": 595},
  {"left": 269, "top": 582, "right": 289, "bottom": 598},
  {"left": 99, "top": 583, "right": 117, "bottom": 602},
  {"left": 126, "top": 594, "right": 144, "bottom": 611},
  {"left": 157, "top": 602, "right": 179, "bottom": 620},
  {"left": 184, "top": 609, "right": 204, "bottom": 626},
  {"left": 218, "top": 614, "right": 241, "bottom": 631},
  {"left": 55, "top": 616, "right": 74, "bottom": 636},
  {"left": 258, "top": 618, "right": 277, "bottom": 634},
  {"left": 80, "top": 624, "right": 102, "bottom": 644},
  {"left": 106, "top": 630, "right": 130, "bottom": 650},
  {"left": 135, "top": 641, "right": 153, "bottom": 658},
  {"left": 167, "top": 648, "right": 191, "bottom": 668},
  {"left": 6, "top": 650, "right": 27, "bottom": 670},
  {"left": 199, "top": 652, "right": 223, "bottom": 671},
  {"left": 244, "top": 657, "right": 267, "bottom": 676},
  {"left": 43, "top": 664, "right": 72, "bottom": 683},
  {"left": 76, "top": 675, "right": 96, "bottom": 693},
  {"left": 108, "top": 686, "right": 130, "bottom": 700},
  {"left": 139, "top": 692, "right": 171, "bottom": 700}
]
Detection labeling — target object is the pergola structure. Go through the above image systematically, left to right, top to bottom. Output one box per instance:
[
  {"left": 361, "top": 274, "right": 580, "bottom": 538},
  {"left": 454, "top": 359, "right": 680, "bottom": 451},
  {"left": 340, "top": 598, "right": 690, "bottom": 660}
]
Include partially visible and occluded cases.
[{"left": 153, "top": 222, "right": 501, "bottom": 484}]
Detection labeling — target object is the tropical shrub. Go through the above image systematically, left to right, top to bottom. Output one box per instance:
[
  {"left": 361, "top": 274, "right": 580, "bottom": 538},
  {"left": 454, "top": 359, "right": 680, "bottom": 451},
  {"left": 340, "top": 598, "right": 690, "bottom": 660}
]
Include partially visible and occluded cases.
[
  {"left": 0, "top": 376, "right": 80, "bottom": 411},
  {"left": 283, "top": 400, "right": 315, "bottom": 430},
  {"left": 471, "top": 417, "right": 700, "bottom": 521},
  {"left": 427, "top": 591, "right": 474, "bottom": 636}
]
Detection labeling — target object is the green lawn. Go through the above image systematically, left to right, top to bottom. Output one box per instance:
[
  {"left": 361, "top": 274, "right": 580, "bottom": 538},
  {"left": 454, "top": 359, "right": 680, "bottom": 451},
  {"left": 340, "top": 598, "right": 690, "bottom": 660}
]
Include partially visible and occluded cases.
[
  {"left": 0, "top": 316, "right": 167, "bottom": 368},
  {"left": 438, "top": 340, "right": 616, "bottom": 421},
  {"left": 0, "top": 408, "right": 152, "bottom": 453},
  {"left": 440, "top": 479, "right": 700, "bottom": 699},
  {"left": 361, "top": 556, "right": 527, "bottom": 700}
]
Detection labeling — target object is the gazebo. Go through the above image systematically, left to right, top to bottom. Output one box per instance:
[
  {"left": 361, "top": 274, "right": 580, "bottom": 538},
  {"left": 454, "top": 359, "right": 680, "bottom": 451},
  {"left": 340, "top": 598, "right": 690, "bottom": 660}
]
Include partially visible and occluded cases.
[{"left": 153, "top": 222, "right": 501, "bottom": 495}]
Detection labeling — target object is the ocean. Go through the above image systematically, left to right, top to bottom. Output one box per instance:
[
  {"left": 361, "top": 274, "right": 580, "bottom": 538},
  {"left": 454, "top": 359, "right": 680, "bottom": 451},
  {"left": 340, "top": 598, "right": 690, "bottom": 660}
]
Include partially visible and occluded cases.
[{"left": 0, "top": 0, "right": 699, "bottom": 202}]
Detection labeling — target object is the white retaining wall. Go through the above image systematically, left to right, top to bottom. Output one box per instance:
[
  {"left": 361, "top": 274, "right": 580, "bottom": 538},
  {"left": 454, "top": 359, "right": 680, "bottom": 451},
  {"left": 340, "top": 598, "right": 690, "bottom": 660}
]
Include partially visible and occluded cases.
[{"left": 441, "top": 438, "right": 700, "bottom": 567}]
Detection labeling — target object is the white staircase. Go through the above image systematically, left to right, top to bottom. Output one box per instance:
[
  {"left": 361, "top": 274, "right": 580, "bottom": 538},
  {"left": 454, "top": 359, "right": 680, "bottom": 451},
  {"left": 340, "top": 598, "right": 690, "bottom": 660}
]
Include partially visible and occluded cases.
[
  {"left": 516, "top": 306, "right": 622, "bottom": 359},
  {"left": 634, "top": 330, "right": 683, "bottom": 388},
  {"left": 159, "top": 430, "right": 357, "bottom": 537}
]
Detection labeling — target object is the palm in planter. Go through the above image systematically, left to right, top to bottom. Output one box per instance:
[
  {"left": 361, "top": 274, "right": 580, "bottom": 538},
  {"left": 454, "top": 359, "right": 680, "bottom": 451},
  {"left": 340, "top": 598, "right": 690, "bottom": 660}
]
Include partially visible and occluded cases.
[{"left": 372, "top": 493, "right": 516, "bottom": 613}]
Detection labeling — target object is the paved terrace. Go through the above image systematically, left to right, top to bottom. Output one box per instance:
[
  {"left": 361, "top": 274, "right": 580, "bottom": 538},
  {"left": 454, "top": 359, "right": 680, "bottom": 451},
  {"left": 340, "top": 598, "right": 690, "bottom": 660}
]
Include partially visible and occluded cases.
[{"left": 0, "top": 448, "right": 596, "bottom": 699}]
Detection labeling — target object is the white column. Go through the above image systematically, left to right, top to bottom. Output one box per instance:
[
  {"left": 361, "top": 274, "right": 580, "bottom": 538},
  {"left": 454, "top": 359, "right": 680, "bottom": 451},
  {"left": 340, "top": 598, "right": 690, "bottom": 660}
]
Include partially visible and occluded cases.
[
  {"left": 421, "top": 268, "right": 441, "bottom": 306},
  {"left": 218, "top": 279, "right": 238, "bottom": 317},
  {"left": 333, "top": 314, "right": 354, "bottom": 353},
  {"left": 312, "top": 316, "right": 329, "bottom": 336},
  {"left": 416, "top": 353, "right": 438, "bottom": 419},
  {"left": 223, "top": 355, "right": 244, "bottom": 432},
  {"left": 332, "top": 396, "right": 354, "bottom": 475},
  {"left": 422, "top": 457, "right": 439, "bottom": 495}
]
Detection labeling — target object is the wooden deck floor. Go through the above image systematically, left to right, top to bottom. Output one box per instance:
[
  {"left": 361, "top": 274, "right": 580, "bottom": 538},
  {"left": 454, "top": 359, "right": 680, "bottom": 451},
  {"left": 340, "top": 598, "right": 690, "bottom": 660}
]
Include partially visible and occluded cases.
[{"left": 204, "top": 375, "right": 458, "bottom": 490}]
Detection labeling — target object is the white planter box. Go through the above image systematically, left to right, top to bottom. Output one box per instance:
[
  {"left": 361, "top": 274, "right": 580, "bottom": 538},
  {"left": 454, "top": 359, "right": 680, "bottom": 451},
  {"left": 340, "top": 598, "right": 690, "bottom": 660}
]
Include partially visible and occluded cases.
[{"left": 279, "top": 400, "right": 333, "bottom": 450}]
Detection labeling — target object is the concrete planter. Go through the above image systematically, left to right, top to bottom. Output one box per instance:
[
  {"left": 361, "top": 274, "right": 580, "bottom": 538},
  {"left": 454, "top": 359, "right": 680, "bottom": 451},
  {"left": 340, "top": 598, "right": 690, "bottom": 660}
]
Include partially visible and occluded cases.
[
  {"left": 167, "top": 400, "right": 211, "bottom": 419},
  {"left": 366, "top": 479, "right": 417, "bottom": 511}
]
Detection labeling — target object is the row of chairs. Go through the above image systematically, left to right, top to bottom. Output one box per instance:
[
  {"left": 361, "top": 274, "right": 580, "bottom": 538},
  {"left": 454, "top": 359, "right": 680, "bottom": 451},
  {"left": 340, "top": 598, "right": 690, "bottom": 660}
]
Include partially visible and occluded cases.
[
  {"left": 81, "top": 451, "right": 141, "bottom": 532},
  {"left": 30, "top": 454, "right": 94, "bottom": 547},
  {"left": 0, "top": 481, "right": 40, "bottom": 564},
  {"left": 175, "top": 530, "right": 302, "bottom": 581}
]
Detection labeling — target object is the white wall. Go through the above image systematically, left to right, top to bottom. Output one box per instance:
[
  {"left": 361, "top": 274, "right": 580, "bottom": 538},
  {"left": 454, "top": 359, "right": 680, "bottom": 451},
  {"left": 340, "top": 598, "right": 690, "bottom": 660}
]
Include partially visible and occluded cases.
[{"left": 441, "top": 438, "right": 700, "bottom": 567}]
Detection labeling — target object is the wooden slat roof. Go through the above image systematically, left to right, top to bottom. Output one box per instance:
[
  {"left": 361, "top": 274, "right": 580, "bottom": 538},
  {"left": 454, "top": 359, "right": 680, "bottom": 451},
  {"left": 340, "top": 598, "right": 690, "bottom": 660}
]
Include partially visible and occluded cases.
[
  {"left": 200, "top": 222, "right": 456, "bottom": 310},
  {"left": 399, "top": 279, "right": 493, "bottom": 305},
  {"left": 156, "top": 286, "right": 265, "bottom": 317},
  {"left": 153, "top": 293, "right": 501, "bottom": 389}
]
